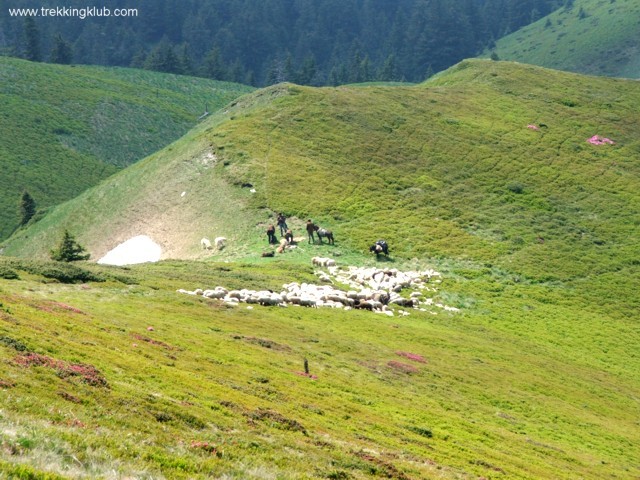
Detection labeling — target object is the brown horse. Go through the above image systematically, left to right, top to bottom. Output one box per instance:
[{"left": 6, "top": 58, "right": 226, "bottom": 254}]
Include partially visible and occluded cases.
[{"left": 314, "top": 226, "right": 334, "bottom": 245}]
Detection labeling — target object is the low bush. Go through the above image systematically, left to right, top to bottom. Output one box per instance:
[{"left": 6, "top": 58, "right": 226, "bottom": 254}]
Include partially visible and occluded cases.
[{"left": 0, "top": 265, "right": 19, "bottom": 279}]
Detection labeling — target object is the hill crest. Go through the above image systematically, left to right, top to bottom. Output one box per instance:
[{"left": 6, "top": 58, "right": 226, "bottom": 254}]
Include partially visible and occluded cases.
[{"left": 487, "top": 0, "right": 640, "bottom": 78}]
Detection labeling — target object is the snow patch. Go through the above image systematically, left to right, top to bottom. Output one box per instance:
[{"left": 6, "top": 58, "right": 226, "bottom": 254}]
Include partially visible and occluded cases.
[{"left": 98, "top": 235, "right": 162, "bottom": 266}]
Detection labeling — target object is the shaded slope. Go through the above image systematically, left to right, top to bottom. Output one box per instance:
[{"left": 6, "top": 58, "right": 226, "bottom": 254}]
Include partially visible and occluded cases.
[
  {"left": 488, "top": 0, "right": 640, "bottom": 78},
  {"left": 0, "top": 57, "right": 253, "bottom": 239},
  {"left": 4, "top": 60, "right": 639, "bottom": 313}
]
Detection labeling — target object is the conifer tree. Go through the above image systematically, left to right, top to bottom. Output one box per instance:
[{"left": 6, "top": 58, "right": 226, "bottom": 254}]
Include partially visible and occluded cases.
[
  {"left": 23, "top": 16, "right": 40, "bottom": 62},
  {"left": 50, "top": 33, "right": 73, "bottom": 64},
  {"left": 202, "top": 46, "right": 226, "bottom": 80},
  {"left": 379, "top": 54, "right": 397, "bottom": 81},
  {"left": 18, "top": 191, "right": 36, "bottom": 226},
  {"left": 50, "top": 230, "right": 90, "bottom": 262}
]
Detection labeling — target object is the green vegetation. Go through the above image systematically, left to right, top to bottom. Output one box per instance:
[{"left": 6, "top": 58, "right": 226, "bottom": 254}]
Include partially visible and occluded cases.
[
  {"left": 2, "top": 0, "right": 562, "bottom": 86},
  {"left": 487, "top": 0, "right": 640, "bottom": 78},
  {"left": 0, "top": 56, "right": 253, "bottom": 239},
  {"left": 1, "top": 59, "right": 638, "bottom": 478},
  {"left": 49, "top": 230, "right": 90, "bottom": 263},
  {"left": 0, "top": 255, "right": 638, "bottom": 479}
]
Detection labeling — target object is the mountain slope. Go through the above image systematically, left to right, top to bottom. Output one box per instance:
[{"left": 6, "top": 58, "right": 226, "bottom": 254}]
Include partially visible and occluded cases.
[
  {"left": 488, "top": 0, "right": 640, "bottom": 78},
  {"left": 0, "top": 57, "right": 253, "bottom": 239},
  {"left": 0, "top": 60, "right": 638, "bottom": 479},
  {"left": 4, "top": 60, "right": 639, "bottom": 304}
]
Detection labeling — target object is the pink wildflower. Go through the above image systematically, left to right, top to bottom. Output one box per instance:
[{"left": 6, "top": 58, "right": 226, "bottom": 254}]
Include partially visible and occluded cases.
[
  {"left": 587, "top": 135, "right": 615, "bottom": 145},
  {"left": 395, "top": 351, "right": 427, "bottom": 363}
]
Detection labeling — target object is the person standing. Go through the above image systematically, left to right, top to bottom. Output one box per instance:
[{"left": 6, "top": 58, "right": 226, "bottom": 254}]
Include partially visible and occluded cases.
[
  {"left": 277, "top": 213, "right": 288, "bottom": 236},
  {"left": 306, "top": 220, "right": 315, "bottom": 244},
  {"left": 266, "top": 224, "right": 277, "bottom": 244}
]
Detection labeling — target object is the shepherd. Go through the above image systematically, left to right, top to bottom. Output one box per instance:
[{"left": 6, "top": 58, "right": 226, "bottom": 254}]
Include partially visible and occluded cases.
[
  {"left": 276, "top": 212, "right": 288, "bottom": 236},
  {"left": 306, "top": 220, "right": 316, "bottom": 244},
  {"left": 266, "top": 224, "right": 277, "bottom": 244},
  {"left": 284, "top": 229, "right": 294, "bottom": 244}
]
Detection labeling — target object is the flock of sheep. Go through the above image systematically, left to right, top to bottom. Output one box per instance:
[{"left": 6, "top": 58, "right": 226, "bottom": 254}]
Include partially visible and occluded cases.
[{"left": 177, "top": 259, "right": 460, "bottom": 316}]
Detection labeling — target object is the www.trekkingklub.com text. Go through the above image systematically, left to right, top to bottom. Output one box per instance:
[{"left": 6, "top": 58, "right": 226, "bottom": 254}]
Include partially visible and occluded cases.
[{"left": 8, "top": 6, "right": 138, "bottom": 19}]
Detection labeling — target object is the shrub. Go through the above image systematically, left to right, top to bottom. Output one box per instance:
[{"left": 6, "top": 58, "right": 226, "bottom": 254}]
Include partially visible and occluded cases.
[
  {"left": 507, "top": 183, "right": 525, "bottom": 194},
  {"left": 50, "top": 230, "right": 90, "bottom": 262},
  {"left": 39, "top": 263, "right": 104, "bottom": 283},
  {"left": 0, "top": 265, "right": 19, "bottom": 280}
]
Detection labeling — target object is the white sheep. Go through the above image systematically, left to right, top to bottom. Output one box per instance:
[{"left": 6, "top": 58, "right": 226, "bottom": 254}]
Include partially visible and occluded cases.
[
  {"left": 214, "top": 237, "right": 227, "bottom": 250},
  {"left": 201, "top": 238, "right": 212, "bottom": 250}
]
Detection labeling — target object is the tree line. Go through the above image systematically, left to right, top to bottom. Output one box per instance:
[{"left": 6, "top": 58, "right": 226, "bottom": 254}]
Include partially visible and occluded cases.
[{"left": 1, "top": 0, "right": 562, "bottom": 86}]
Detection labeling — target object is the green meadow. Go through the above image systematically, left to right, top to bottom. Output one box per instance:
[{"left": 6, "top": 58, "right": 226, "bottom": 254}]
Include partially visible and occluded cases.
[
  {"left": 488, "top": 0, "right": 640, "bottom": 78},
  {"left": 0, "top": 57, "right": 253, "bottom": 239},
  {"left": 0, "top": 59, "right": 638, "bottom": 478},
  {"left": 0, "top": 255, "right": 638, "bottom": 479}
]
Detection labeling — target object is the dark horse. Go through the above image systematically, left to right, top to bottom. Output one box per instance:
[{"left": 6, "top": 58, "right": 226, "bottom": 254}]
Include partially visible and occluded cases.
[
  {"left": 314, "top": 226, "right": 334, "bottom": 245},
  {"left": 369, "top": 240, "right": 389, "bottom": 258}
]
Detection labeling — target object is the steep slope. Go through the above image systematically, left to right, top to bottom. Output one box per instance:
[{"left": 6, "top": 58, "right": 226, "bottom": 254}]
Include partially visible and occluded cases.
[
  {"left": 488, "top": 0, "right": 640, "bottom": 78},
  {"left": 0, "top": 57, "right": 253, "bottom": 239}
]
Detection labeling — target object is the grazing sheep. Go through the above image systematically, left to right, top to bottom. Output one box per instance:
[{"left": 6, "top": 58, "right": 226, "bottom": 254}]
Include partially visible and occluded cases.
[
  {"left": 214, "top": 237, "right": 227, "bottom": 250},
  {"left": 201, "top": 238, "right": 212, "bottom": 250},
  {"left": 276, "top": 238, "right": 288, "bottom": 254},
  {"left": 312, "top": 257, "right": 337, "bottom": 267}
]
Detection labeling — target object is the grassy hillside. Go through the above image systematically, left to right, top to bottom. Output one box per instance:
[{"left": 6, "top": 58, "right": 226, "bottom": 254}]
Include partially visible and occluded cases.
[
  {"left": 487, "top": 0, "right": 640, "bottom": 78},
  {"left": 0, "top": 57, "right": 253, "bottom": 239},
  {"left": 0, "top": 59, "right": 639, "bottom": 478},
  {"left": 4, "top": 59, "right": 638, "bottom": 311},
  {"left": 0, "top": 256, "right": 638, "bottom": 479}
]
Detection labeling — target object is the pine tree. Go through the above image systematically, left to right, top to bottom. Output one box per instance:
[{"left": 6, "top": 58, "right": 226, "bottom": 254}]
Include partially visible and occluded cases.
[
  {"left": 23, "top": 16, "right": 40, "bottom": 62},
  {"left": 50, "top": 33, "right": 73, "bottom": 64},
  {"left": 144, "top": 39, "right": 180, "bottom": 74},
  {"left": 177, "top": 43, "right": 193, "bottom": 75},
  {"left": 202, "top": 46, "right": 226, "bottom": 80},
  {"left": 130, "top": 48, "right": 147, "bottom": 69},
  {"left": 284, "top": 53, "right": 295, "bottom": 82},
  {"left": 379, "top": 54, "right": 397, "bottom": 82},
  {"left": 297, "top": 55, "right": 317, "bottom": 85},
  {"left": 359, "top": 55, "right": 371, "bottom": 83},
  {"left": 266, "top": 57, "right": 286, "bottom": 85},
  {"left": 18, "top": 191, "right": 36, "bottom": 226},
  {"left": 50, "top": 230, "right": 90, "bottom": 262}
]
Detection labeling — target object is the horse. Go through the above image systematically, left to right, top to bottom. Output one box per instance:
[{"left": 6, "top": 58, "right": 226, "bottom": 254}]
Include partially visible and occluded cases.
[
  {"left": 314, "top": 226, "right": 334, "bottom": 245},
  {"left": 369, "top": 240, "right": 389, "bottom": 258}
]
